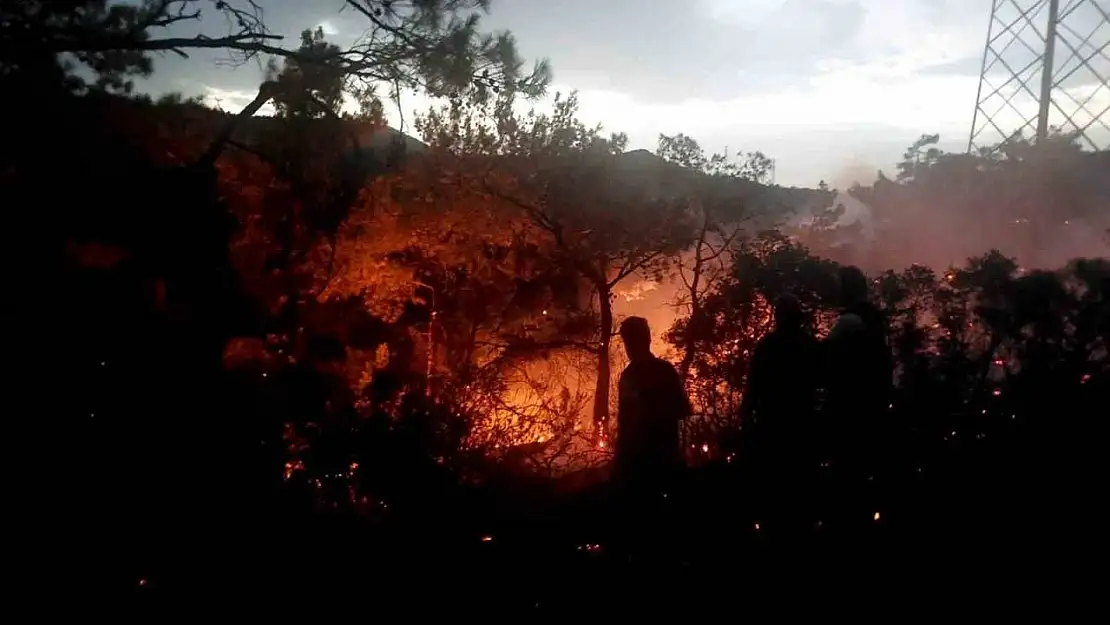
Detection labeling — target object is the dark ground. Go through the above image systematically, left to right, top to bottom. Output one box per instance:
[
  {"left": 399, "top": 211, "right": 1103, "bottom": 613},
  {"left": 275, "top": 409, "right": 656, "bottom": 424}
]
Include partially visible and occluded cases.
[{"left": 101, "top": 449, "right": 1100, "bottom": 616}]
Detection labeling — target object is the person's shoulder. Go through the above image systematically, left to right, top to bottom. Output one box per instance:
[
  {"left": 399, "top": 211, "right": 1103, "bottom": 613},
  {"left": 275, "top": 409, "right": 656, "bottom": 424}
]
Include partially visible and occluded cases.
[
  {"left": 854, "top": 302, "right": 886, "bottom": 324},
  {"left": 839, "top": 310, "right": 866, "bottom": 324},
  {"left": 835, "top": 312, "right": 866, "bottom": 331},
  {"left": 760, "top": 330, "right": 793, "bottom": 347},
  {"left": 752, "top": 332, "right": 777, "bottom": 357},
  {"left": 650, "top": 355, "right": 679, "bottom": 371},
  {"left": 639, "top": 356, "right": 676, "bottom": 380},
  {"left": 619, "top": 362, "right": 635, "bottom": 381}
]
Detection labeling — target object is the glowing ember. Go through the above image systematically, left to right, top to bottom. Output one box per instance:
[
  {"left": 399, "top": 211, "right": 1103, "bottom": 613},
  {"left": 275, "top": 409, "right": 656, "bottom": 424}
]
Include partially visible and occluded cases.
[
  {"left": 283, "top": 460, "right": 305, "bottom": 480},
  {"left": 873, "top": 512, "right": 881, "bottom": 521},
  {"left": 480, "top": 535, "right": 493, "bottom": 542}
]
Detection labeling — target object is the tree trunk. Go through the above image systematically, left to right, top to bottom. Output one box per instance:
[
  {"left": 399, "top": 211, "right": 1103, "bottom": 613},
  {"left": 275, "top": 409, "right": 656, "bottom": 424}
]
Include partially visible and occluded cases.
[
  {"left": 680, "top": 208, "right": 713, "bottom": 379},
  {"left": 679, "top": 237, "right": 706, "bottom": 379},
  {"left": 593, "top": 283, "right": 613, "bottom": 439}
]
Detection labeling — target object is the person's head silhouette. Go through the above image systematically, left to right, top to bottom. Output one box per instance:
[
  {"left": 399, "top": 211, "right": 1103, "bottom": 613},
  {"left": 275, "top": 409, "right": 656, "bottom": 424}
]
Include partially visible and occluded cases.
[
  {"left": 838, "top": 265, "right": 869, "bottom": 308},
  {"left": 773, "top": 292, "right": 804, "bottom": 331},
  {"left": 619, "top": 316, "right": 653, "bottom": 362}
]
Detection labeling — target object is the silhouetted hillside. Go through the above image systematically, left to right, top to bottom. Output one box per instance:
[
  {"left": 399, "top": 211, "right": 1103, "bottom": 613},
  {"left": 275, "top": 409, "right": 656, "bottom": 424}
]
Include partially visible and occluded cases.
[
  {"left": 74, "top": 93, "right": 831, "bottom": 225},
  {"left": 615, "top": 148, "right": 832, "bottom": 223}
]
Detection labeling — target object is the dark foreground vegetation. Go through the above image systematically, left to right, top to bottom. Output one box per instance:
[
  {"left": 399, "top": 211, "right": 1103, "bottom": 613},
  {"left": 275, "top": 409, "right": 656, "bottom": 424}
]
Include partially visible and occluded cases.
[{"left": 5, "top": 1, "right": 1107, "bottom": 611}]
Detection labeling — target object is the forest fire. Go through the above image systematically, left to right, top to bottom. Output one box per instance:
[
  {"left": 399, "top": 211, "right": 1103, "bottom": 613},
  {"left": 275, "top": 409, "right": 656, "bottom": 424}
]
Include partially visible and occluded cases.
[
  {"left": 16, "top": 0, "right": 1110, "bottom": 605},
  {"left": 64, "top": 53, "right": 1107, "bottom": 479}
]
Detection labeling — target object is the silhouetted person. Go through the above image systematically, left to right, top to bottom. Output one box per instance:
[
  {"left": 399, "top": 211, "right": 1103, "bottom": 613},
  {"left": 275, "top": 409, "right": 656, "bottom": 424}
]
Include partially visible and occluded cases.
[
  {"left": 824, "top": 265, "right": 893, "bottom": 526},
  {"left": 825, "top": 265, "right": 892, "bottom": 419},
  {"left": 740, "top": 293, "right": 821, "bottom": 532},
  {"left": 741, "top": 293, "right": 820, "bottom": 428},
  {"left": 612, "top": 316, "right": 691, "bottom": 559},
  {"left": 614, "top": 316, "right": 691, "bottom": 493}
]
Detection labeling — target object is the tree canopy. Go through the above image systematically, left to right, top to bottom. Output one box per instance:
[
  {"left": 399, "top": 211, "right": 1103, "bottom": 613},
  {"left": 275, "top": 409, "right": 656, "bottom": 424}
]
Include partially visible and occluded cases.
[{"left": 1, "top": 0, "right": 551, "bottom": 102}]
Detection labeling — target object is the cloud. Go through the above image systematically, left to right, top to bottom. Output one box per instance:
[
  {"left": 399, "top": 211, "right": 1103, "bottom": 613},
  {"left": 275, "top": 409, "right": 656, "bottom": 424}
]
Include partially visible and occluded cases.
[
  {"left": 138, "top": 0, "right": 1107, "bottom": 185},
  {"left": 479, "top": 0, "right": 997, "bottom": 104},
  {"left": 371, "top": 69, "right": 983, "bottom": 186},
  {"left": 559, "top": 71, "right": 980, "bottom": 135},
  {"left": 201, "top": 85, "right": 275, "bottom": 116}
]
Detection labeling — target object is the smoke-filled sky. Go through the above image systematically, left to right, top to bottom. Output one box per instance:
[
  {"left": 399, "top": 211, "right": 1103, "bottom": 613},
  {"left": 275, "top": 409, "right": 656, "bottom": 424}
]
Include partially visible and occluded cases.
[{"left": 138, "top": 0, "right": 1110, "bottom": 187}]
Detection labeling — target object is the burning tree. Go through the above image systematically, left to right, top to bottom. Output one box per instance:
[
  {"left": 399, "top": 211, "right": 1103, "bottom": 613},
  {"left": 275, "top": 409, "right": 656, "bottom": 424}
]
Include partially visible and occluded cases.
[
  {"left": 6, "top": 0, "right": 561, "bottom": 564},
  {"left": 417, "top": 92, "right": 696, "bottom": 440},
  {"left": 654, "top": 133, "right": 776, "bottom": 379},
  {"left": 324, "top": 151, "right": 598, "bottom": 453}
]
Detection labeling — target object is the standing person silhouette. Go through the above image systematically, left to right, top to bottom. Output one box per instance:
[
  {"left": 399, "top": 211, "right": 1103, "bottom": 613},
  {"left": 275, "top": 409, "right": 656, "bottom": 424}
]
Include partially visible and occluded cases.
[
  {"left": 824, "top": 266, "right": 893, "bottom": 527},
  {"left": 825, "top": 266, "right": 892, "bottom": 433},
  {"left": 740, "top": 293, "right": 821, "bottom": 533},
  {"left": 741, "top": 293, "right": 821, "bottom": 429},
  {"left": 612, "top": 316, "right": 691, "bottom": 559},
  {"left": 614, "top": 317, "right": 691, "bottom": 487}
]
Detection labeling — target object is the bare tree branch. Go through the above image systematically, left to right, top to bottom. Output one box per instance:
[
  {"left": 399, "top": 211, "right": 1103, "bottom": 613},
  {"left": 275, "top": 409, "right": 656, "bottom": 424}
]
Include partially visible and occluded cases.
[
  {"left": 198, "top": 80, "right": 278, "bottom": 168},
  {"left": 609, "top": 249, "right": 667, "bottom": 288}
]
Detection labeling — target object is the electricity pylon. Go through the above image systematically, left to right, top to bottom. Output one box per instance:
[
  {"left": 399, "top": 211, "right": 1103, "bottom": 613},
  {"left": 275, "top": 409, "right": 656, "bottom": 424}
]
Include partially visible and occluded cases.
[{"left": 968, "top": 0, "right": 1110, "bottom": 152}]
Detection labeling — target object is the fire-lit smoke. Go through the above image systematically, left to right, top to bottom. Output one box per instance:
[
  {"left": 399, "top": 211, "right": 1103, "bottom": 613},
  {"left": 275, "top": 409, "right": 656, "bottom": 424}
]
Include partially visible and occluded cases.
[
  {"left": 484, "top": 150, "right": 1110, "bottom": 459},
  {"left": 802, "top": 155, "right": 1110, "bottom": 273},
  {"left": 856, "top": 199, "right": 1110, "bottom": 273},
  {"left": 613, "top": 274, "right": 683, "bottom": 359}
]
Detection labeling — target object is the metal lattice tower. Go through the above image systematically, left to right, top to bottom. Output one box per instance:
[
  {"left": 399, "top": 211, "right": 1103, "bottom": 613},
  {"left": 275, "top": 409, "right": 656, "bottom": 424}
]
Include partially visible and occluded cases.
[{"left": 969, "top": 0, "right": 1110, "bottom": 152}]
